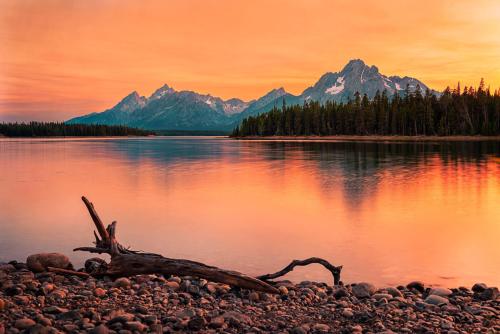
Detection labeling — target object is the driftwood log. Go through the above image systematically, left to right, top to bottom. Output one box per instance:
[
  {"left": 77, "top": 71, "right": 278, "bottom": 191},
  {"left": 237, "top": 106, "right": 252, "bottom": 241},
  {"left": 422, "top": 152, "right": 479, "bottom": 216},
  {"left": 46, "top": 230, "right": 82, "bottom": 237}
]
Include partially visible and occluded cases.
[{"left": 75, "top": 196, "right": 342, "bottom": 293}]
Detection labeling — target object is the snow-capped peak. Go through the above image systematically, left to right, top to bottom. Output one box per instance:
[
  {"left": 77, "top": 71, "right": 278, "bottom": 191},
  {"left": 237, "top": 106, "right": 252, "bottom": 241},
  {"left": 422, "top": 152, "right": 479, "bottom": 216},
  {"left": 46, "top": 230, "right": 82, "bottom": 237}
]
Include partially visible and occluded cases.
[
  {"left": 325, "top": 76, "right": 345, "bottom": 95},
  {"left": 150, "top": 84, "right": 175, "bottom": 99}
]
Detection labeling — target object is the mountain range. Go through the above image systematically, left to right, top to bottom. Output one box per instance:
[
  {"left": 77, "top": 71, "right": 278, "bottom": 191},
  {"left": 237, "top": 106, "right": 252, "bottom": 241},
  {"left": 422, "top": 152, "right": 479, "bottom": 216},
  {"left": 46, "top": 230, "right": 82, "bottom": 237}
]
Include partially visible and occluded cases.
[{"left": 67, "top": 59, "right": 435, "bottom": 131}]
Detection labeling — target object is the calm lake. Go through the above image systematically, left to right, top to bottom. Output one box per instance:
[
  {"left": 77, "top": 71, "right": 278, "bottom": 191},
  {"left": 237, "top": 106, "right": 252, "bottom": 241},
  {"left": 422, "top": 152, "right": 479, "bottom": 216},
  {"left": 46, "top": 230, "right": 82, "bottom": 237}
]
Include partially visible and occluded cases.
[{"left": 0, "top": 137, "right": 499, "bottom": 287}]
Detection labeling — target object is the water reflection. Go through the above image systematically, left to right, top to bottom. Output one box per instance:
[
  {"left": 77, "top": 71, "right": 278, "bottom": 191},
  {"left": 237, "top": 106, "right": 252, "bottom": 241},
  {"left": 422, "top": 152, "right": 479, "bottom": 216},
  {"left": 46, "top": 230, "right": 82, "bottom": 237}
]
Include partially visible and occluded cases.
[{"left": 0, "top": 138, "right": 498, "bottom": 287}]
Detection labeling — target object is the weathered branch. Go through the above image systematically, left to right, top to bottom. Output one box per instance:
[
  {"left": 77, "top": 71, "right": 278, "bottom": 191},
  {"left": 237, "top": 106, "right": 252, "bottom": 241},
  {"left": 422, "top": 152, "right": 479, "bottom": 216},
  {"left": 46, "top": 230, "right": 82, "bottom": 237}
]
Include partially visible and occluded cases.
[
  {"left": 75, "top": 196, "right": 342, "bottom": 294},
  {"left": 76, "top": 196, "right": 279, "bottom": 293},
  {"left": 81, "top": 196, "right": 110, "bottom": 245},
  {"left": 73, "top": 247, "right": 111, "bottom": 254},
  {"left": 105, "top": 253, "right": 279, "bottom": 293},
  {"left": 257, "top": 257, "right": 343, "bottom": 285},
  {"left": 47, "top": 267, "right": 90, "bottom": 278}
]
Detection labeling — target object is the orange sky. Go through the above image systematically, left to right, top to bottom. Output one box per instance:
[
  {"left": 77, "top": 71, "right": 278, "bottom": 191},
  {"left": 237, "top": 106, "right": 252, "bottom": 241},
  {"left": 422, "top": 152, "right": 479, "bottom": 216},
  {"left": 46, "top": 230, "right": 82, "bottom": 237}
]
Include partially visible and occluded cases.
[{"left": 1, "top": 0, "right": 500, "bottom": 121}]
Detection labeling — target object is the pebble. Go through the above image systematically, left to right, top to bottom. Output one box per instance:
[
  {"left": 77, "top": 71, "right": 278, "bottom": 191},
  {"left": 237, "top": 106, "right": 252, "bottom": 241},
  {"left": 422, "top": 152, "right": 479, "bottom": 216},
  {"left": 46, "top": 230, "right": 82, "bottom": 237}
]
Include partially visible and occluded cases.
[
  {"left": 26, "top": 253, "right": 71, "bottom": 273},
  {"left": 0, "top": 264, "right": 498, "bottom": 333},
  {"left": 113, "top": 277, "right": 131, "bottom": 288},
  {"left": 166, "top": 281, "right": 180, "bottom": 290},
  {"left": 407, "top": 281, "right": 425, "bottom": 293},
  {"left": 352, "top": 282, "right": 376, "bottom": 298},
  {"left": 472, "top": 282, "right": 487, "bottom": 292},
  {"left": 278, "top": 286, "right": 289, "bottom": 295},
  {"left": 333, "top": 286, "right": 349, "bottom": 299},
  {"left": 94, "top": 287, "right": 107, "bottom": 297},
  {"left": 385, "top": 287, "right": 403, "bottom": 298},
  {"left": 429, "top": 287, "right": 453, "bottom": 297},
  {"left": 476, "top": 287, "right": 499, "bottom": 301},
  {"left": 249, "top": 291, "right": 260, "bottom": 301},
  {"left": 372, "top": 293, "right": 393, "bottom": 301},
  {"left": 424, "top": 294, "right": 449, "bottom": 305},
  {"left": 43, "top": 306, "right": 68, "bottom": 314},
  {"left": 342, "top": 308, "right": 354, "bottom": 317},
  {"left": 188, "top": 315, "right": 207, "bottom": 330},
  {"left": 209, "top": 316, "right": 225, "bottom": 328},
  {"left": 15, "top": 318, "right": 36, "bottom": 329},
  {"left": 125, "top": 321, "right": 146, "bottom": 331},
  {"left": 312, "top": 323, "right": 330, "bottom": 332},
  {"left": 91, "top": 324, "right": 109, "bottom": 334},
  {"left": 351, "top": 325, "right": 363, "bottom": 333},
  {"left": 291, "top": 326, "right": 307, "bottom": 334}
]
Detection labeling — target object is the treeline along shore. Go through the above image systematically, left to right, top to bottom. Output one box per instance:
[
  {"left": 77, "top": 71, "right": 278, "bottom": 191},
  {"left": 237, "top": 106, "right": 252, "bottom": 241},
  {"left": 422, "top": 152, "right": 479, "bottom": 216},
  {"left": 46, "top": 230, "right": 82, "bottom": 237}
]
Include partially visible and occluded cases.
[
  {"left": 232, "top": 82, "right": 500, "bottom": 138},
  {"left": 0, "top": 122, "right": 155, "bottom": 137}
]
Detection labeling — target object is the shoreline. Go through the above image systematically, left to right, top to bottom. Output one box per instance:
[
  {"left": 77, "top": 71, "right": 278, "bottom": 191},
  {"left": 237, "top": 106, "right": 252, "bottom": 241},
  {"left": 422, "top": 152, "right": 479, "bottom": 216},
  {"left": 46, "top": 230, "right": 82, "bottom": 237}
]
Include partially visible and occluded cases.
[
  {"left": 231, "top": 135, "right": 500, "bottom": 142},
  {"left": 1, "top": 261, "right": 498, "bottom": 333}
]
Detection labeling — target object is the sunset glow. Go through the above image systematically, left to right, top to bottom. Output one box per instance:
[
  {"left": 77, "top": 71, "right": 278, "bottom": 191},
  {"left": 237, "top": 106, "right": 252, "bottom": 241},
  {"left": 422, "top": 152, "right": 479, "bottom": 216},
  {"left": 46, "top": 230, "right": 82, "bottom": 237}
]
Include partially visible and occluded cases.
[{"left": 1, "top": 0, "right": 500, "bottom": 121}]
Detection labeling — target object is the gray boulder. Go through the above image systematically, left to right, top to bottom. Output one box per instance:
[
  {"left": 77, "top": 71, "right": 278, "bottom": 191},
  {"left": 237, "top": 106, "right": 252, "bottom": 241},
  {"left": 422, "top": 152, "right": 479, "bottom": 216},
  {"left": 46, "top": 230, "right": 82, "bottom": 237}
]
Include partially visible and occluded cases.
[
  {"left": 26, "top": 253, "right": 72, "bottom": 273},
  {"left": 352, "top": 282, "right": 376, "bottom": 298},
  {"left": 429, "top": 287, "right": 453, "bottom": 297},
  {"left": 424, "top": 294, "right": 449, "bottom": 306}
]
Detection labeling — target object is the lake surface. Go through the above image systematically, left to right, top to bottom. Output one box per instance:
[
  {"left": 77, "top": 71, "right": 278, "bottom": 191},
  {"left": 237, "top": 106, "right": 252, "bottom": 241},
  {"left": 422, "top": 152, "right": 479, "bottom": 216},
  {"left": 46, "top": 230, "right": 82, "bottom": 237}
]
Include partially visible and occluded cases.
[{"left": 0, "top": 137, "right": 499, "bottom": 287}]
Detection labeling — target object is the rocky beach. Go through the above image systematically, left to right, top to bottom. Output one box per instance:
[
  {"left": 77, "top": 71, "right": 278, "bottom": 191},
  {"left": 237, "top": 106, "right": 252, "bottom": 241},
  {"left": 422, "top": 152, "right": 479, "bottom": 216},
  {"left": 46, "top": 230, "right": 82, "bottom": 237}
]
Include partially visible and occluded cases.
[{"left": 0, "top": 256, "right": 499, "bottom": 334}]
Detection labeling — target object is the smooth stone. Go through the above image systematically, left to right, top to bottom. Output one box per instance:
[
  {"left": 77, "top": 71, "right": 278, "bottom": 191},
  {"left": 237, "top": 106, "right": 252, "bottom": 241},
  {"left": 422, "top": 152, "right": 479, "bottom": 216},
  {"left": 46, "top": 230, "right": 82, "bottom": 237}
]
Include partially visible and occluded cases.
[
  {"left": 26, "top": 253, "right": 71, "bottom": 273},
  {"left": 85, "top": 258, "right": 107, "bottom": 274},
  {"left": 0, "top": 264, "right": 16, "bottom": 272},
  {"left": 168, "top": 276, "right": 181, "bottom": 283},
  {"left": 113, "top": 277, "right": 131, "bottom": 289},
  {"left": 180, "top": 280, "right": 191, "bottom": 291},
  {"left": 166, "top": 281, "right": 180, "bottom": 290},
  {"left": 407, "top": 281, "right": 425, "bottom": 293},
  {"left": 352, "top": 282, "right": 376, "bottom": 298},
  {"left": 41, "top": 283, "right": 55, "bottom": 295},
  {"left": 205, "top": 283, "right": 217, "bottom": 294},
  {"left": 472, "top": 283, "right": 487, "bottom": 293},
  {"left": 187, "top": 284, "right": 200, "bottom": 295},
  {"left": 5, "top": 286, "right": 23, "bottom": 296},
  {"left": 278, "top": 286, "right": 289, "bottom": 295},
  {"left": 94, "top": 287, "right": 106, "bottom": 297},
  {"left": 333, "top": 287, "right": 349, "bottom": 299},
  {"left": 385, "top": 287, "right": 403, "bottom": 298},
  {"left": 429, "top": 287, "right": 453, "bottom": 297},
  {"left": 476, "top": 287, "right": 499, "bottom": 301},
  {"left": 49, "top": 289, "right": 66, "bottom": 299},
  {"left": 249, "top": 292, "right": 260, "bottom": 301},
  {"left": 373, "top": 293, "right": 393, "bottom": 301},
  {"left": 425, "top": 294, "right": 449, "bottom": 305},
  {"left": 14, "top": 295, "right": 30, "bottom": 305},
  {"left": 0, "top": 298, "right": 5, "bottom": 311},
  {"left": 43, "top": 306, "right": 68, "bottom": 314},
  {"left": 175, "top": 308, "right": 196, "bottom": 319},
  {"left": 342, "top": 308, "right": 354, "bottom": 318},
  {"left": 57, "top": 310, "right": 82, "bottom": 321},
  {"left": 222, "top": 311, "right": 253, "bottom": 327},
  {"left": 108, "top": 313, "right": 135, "bottom": 324},
  {"left": 187, "top": 315, "right": 207, "bottom": 330},
  {"left": 209, "top": 316, "right": 225, "bottom": 329},
  {"left": 36, "top": 317, "right": 51, "bottom": 326},
  {"left": 15, "top": 318, "right": 36, "bottom": 329},
  {"left": 125, "top": 321, "right": 146, "bottom": 331},
  {"left": 26, "top": 324, "right": 49, "bottom": 334},
  {"left": 63, "top": 324, "right": 78, "bottom": 332},
  {"left": 91, "top": 324, "right": 109, "bottom": 334},
  {"left": 313, "top": 324, "right": 330, "bottom": 332},
  {"left": 351, "top": 325, "right": 363, "bottom": 333},
  {"left": 290, "top": 327, "right": 307, "bottom": 334}
]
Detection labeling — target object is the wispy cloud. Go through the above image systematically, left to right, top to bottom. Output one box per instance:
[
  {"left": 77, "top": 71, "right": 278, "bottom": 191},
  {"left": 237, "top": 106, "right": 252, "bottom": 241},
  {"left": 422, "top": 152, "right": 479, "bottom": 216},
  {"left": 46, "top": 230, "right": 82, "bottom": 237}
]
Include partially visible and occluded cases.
[{"left": 1, "top": 0, "right": 499, "bottom": 121}]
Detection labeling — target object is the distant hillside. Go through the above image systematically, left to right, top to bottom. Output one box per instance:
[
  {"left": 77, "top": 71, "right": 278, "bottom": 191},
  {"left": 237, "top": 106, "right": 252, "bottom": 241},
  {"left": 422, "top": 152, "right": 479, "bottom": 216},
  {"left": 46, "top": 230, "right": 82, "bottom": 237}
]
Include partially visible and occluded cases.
[
  {"left": 67, "top": 59, "right": 437, "bottom": 131},
  {"left": 0, "top": 122, "right": 154, "bottom": 137}
]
